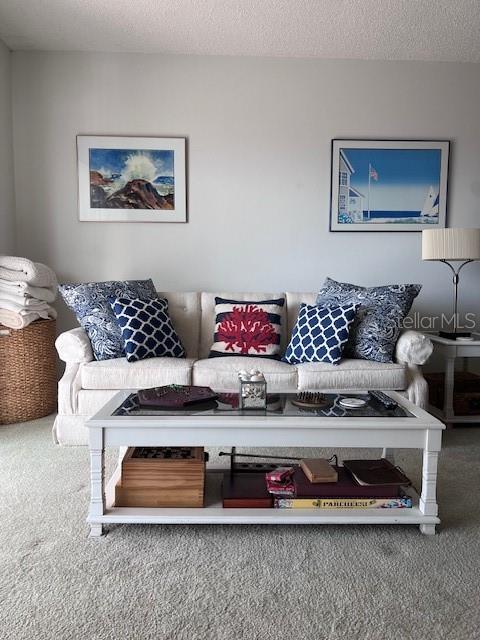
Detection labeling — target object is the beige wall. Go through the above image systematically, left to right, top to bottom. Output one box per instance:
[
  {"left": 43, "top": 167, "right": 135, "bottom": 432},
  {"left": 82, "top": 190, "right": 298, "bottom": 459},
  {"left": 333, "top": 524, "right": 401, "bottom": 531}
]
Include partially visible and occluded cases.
[
  {"left": 0, "top": 40, "right": 15, "bottom": 254},
  {"left": 10, "top": 52, "right": 480, "bottom": 333}
]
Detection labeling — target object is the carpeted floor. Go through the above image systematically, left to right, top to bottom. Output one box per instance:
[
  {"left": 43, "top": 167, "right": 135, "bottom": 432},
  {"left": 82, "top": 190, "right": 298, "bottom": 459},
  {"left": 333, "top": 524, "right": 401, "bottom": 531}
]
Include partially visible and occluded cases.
[{"left": 1, "top": 418, "right": 480, "bottom": 640}]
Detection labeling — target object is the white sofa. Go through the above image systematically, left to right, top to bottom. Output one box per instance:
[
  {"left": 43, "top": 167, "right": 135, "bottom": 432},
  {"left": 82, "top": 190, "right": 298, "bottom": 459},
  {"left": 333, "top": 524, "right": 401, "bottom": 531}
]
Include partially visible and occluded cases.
[{"left": 53, "top": 291, "right": 433, "bottom": 445}]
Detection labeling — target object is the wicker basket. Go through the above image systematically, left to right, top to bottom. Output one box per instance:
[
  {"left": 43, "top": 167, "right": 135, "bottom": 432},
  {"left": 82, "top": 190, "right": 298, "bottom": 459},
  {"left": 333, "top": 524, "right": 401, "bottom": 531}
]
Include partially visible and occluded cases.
[{"left": 0, "top": 319, "right": 57, "bottom": 424}]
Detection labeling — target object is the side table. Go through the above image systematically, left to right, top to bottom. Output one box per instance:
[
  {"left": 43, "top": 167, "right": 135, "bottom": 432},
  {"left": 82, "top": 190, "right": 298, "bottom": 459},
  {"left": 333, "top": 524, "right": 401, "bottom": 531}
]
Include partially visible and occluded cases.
[{"left": 425, "top": 332, "right": 480, "bottom": 427}]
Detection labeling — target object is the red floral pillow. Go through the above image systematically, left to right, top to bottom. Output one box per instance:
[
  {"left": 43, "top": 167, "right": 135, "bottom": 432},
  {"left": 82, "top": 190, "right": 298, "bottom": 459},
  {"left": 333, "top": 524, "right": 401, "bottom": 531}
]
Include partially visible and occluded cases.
[{"left": 209, "top": 297, "right": 285, "bottom": 359}]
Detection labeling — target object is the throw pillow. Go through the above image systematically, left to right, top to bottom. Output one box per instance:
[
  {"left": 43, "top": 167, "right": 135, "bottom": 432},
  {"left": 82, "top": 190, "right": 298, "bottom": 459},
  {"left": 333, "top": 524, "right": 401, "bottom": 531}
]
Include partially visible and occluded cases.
[
  {"left": 316, "top": 278, "right": 422, "bottom": 363},
  {"left": 59, "top": 279, "right": 157, "bottom": 360},
  {"left": 110, "top": 297, "right": 185, "bottom": 362},
  {"left": 209, "top": 297, "right": 285, "bottom": 358},
  {"left": 283, "top": 303, "right": 358, "bottom": 365}
]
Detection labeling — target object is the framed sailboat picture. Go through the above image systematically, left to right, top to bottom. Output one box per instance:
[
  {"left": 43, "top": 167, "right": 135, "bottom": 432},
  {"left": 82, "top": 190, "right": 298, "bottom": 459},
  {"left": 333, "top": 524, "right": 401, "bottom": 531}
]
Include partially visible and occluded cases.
[{"left": 329, "top": 140, "right": 450, "bottom": 231}]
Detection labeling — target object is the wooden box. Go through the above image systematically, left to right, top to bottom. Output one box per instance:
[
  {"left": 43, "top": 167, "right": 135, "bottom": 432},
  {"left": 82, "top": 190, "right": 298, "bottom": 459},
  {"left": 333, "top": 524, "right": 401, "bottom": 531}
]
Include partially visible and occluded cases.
[{"left": 115, "top": 447, "right": 205, "bottom": 507}]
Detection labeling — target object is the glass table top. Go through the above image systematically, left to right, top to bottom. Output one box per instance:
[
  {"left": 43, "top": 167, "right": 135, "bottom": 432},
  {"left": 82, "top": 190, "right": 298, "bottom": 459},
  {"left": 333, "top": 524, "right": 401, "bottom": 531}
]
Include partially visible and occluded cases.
[{"left": 112, "top": 392, "right": 414, "bottom": 419}]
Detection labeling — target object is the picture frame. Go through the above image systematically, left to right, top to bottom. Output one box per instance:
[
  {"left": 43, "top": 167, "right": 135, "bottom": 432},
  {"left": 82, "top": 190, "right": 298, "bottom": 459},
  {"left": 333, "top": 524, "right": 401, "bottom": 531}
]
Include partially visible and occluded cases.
[
  {"left": 77, "top": 135, "right": 187, "bottom": 222},
  {"left": 329, "top": 139, "right": 450, "bottom": 232}
]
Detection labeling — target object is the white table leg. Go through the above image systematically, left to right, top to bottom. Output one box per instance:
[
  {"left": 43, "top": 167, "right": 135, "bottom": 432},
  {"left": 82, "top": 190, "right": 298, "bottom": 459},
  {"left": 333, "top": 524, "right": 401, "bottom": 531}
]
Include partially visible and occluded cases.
[
  {"left": 88, "top": 427, "right": 105, "bottom": 537},
  {"left": 419, "top": 430, "right": 441, "bottom": 535},
  {"left": 117, "top": 445, "right": 128, "bottom": 465},
  {"left": 89, "top": 524, "right": 104, "bottom": 538},
  {"left": 420, "top": 524, "right": 436, "bottom": 535}
]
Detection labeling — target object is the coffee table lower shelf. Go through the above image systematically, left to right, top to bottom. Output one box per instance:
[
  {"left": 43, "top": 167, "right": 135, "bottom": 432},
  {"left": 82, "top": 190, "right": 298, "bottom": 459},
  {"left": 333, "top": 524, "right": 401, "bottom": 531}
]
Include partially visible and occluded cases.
[{"left": 88, "top": 470, "right": 439, "bottom": 533}]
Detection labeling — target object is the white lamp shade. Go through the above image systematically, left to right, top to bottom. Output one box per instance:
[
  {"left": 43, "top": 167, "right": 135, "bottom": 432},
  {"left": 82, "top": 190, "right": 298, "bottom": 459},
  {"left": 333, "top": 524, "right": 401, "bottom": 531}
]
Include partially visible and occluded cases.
[{"left": 422, "top": 228, "right": 480, "bottom": 261}]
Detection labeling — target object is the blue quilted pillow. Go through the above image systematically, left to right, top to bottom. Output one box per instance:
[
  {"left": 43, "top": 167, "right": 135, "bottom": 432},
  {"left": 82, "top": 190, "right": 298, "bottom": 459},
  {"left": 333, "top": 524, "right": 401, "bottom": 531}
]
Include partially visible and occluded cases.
[
  {"left": 316, "top": 278, "right": 422, "bottom": 363},
  {"left": 59, "top": 279, "right": 157, "bottom": 360},
  {"left": 110, "top": 297, "right": 185, "bottom": 362},
  {"left": 283, "top": 303, "right": 358, "bottom": 365}
]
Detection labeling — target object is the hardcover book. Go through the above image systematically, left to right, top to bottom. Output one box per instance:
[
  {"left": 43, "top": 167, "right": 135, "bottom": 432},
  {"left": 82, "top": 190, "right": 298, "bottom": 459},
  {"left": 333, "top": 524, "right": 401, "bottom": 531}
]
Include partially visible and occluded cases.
[
  {"left": 300, "top": 458, "right": 338, "bottom": 483},
  {"left": 343, "top": 459, "right": 411, "bottom": 487},
  {"left": 294, "top": 467, "right": 403, "bottom": 498},
  {"left": 222, "top": 472, "right": 273, "bottom": 508},
  {"left": 275, "top": 495, "right": 413, "bottom": 509}
]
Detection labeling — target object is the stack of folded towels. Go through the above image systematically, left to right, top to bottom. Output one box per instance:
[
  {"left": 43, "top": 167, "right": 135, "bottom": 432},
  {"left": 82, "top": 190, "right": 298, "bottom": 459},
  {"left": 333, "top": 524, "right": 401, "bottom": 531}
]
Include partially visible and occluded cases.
[{"left": 0, "top": 256, "right": 58, "bottom": 329}]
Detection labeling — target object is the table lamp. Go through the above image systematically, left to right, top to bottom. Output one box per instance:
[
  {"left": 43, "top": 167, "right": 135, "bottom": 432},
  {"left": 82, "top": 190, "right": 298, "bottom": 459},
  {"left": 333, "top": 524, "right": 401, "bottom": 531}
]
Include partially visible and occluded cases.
[{"left": 422, "top": 228, "right": 480, "bottom": 339}]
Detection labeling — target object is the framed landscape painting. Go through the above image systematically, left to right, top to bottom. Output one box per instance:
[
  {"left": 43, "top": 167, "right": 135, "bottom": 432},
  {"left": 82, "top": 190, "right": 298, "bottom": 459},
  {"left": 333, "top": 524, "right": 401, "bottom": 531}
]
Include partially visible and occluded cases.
[
  {"left": 77, "top": 136, "right": 186, "bottom": 222},
  {"left": 330, "top": 139, "right": 449, "bottom": 231}
]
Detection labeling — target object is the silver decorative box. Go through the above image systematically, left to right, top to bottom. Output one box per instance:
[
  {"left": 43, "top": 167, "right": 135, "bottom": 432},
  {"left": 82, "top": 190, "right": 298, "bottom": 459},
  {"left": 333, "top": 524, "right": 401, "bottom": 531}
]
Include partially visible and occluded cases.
[{"left": 238, "top": 370, "right": 267, "bottom": 410}]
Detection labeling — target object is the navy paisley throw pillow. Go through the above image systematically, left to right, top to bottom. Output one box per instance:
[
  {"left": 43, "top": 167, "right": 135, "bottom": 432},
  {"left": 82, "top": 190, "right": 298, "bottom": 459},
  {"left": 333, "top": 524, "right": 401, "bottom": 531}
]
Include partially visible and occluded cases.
[
  {"left": 316, "top": 278, "right": 421, "bottom": 363},
  {"left": 59, "top": 279, "right": 158, "bottom": 360},
  {"left": 110, "top": 297, "right": 185, "bottom": 363},
  {"left": 283, "top": 303, "right": 358, "bottom": 365}
]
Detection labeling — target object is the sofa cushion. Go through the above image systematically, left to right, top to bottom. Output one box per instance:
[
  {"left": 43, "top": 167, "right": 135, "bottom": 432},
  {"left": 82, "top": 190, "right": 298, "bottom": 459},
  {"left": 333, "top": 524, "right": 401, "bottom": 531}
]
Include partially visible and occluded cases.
[
  {"left": 157, "top": 292, "right": 200, "bottom": 359},
  {"left": 285, "top": 292, "right": 318, "bottom": 336},
  {"left": 193, "top": 356, "right": 297, "bottom": 392},
  {"left": 81, "top": 357, "right": 195, "bottom": 390},
  {"left": 296, "top": 359, "right": 407, "bottom": 391}
]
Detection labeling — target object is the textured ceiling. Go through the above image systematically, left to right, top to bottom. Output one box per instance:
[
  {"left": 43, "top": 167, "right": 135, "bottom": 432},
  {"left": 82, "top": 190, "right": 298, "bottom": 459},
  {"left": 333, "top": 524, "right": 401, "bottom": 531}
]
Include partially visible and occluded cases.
[{"left": 0, "top": 0, "right": 480, "bottom": 62}]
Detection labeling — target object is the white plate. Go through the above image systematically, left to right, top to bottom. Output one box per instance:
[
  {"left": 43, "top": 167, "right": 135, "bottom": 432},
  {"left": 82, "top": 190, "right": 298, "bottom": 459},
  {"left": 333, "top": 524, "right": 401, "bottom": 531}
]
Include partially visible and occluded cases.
[{"left": 339, "top": 397, "right": 367, "bottom": 409}]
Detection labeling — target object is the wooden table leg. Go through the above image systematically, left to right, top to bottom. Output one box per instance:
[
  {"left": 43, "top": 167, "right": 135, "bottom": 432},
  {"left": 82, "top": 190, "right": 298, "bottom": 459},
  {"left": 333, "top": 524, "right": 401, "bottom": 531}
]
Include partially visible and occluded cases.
[{"left": 88, "top": 427, "right": 105, "bottom": 538}]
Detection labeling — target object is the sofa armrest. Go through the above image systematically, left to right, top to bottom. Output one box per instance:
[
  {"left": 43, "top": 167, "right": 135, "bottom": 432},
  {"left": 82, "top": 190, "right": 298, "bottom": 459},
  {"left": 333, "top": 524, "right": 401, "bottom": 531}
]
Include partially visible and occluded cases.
[
  {"left": 55, "top": 327, "right": 93, "bottom": 364},
  {"left": 395, "top": 330, "right": 433, "bottom": 366},
  {"left": 395, "top": 331, "right": 433, "bottom": 409}
]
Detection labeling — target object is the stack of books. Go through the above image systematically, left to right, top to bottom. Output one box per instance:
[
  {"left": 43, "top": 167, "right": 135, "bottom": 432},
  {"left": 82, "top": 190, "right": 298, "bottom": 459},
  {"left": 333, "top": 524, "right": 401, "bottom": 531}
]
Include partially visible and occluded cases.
[
  {"left": 221, "top": 458, "right": 412, "bottom": 509},
  {"left": 222, "top": 472, "right": 273, "bottom": 508}
]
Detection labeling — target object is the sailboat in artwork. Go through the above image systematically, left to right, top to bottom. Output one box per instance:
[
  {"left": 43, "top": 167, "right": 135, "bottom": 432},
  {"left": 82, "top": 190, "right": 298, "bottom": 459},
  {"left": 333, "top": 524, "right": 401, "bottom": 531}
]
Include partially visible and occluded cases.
[{"left": 420, "top": 186, "right": 439, "bottom": 217}]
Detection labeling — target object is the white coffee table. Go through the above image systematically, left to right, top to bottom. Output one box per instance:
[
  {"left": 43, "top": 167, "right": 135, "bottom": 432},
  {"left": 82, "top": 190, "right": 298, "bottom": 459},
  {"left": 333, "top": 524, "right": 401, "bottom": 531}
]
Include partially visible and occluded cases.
[{"left": 86, "top": 390, "right": 445, "bottom": 537}]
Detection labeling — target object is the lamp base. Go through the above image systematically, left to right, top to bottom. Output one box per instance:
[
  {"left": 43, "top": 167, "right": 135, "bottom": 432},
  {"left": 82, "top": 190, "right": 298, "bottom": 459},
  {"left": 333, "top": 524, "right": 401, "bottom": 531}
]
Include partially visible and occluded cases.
[{"left": 439, "top": 331, "right": 471, "bottom": 340}]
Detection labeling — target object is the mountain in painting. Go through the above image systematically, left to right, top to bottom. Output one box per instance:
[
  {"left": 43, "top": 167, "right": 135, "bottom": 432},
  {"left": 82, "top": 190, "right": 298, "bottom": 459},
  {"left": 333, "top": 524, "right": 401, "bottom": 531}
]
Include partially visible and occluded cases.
[
  {"left": 89, "top": 172, "right": 174, "bottom": 210},
  {"left": 104, "top": 179, "right": 174, "bottom": 210}
]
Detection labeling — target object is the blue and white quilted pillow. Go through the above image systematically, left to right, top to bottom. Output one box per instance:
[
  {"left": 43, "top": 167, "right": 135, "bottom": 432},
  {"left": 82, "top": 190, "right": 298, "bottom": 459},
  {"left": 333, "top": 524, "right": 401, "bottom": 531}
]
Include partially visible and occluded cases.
[
  {"left": 59, "top": 279, "right": 158, "bottom": 361},
  {"left": 110, "top": 297, "right": 185, "bottom": 362},
  {"left": 283, "top": 303, "right": 358, "bottom": 365}
]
